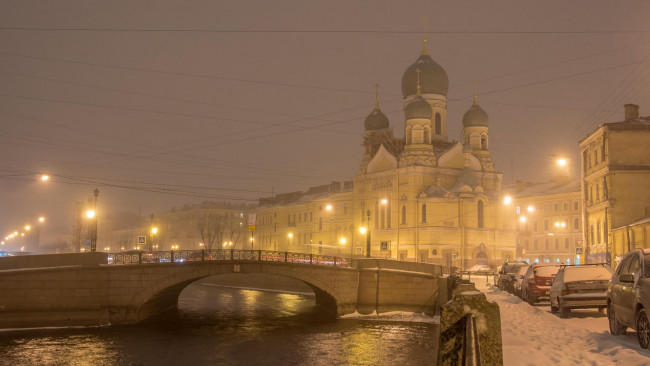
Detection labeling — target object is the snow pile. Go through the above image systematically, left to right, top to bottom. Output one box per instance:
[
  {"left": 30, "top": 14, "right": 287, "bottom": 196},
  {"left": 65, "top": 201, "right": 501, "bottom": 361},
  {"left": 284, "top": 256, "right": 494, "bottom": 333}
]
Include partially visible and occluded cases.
[
  {"left": 472, "top": 278, "right": 650, "bottom": 365},
  {"left": 340, "top": 311, "right": 439, "bottom": 323}
]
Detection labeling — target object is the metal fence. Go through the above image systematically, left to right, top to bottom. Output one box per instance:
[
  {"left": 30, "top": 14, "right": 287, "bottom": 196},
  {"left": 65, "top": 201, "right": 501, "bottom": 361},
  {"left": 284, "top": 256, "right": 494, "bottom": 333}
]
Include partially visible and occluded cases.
[{"left": 107, "top": 249, "right": 352, "bottom": 268}]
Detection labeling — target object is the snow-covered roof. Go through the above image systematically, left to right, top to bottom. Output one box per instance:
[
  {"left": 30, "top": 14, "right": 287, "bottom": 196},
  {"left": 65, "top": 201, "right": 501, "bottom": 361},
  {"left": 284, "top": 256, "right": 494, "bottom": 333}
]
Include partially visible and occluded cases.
[
  {"left": 513, "top": 179, "right": 580, "bottom": 198},
  {"left": 614, "top": 216, "right": 650, "bottom": 230}
]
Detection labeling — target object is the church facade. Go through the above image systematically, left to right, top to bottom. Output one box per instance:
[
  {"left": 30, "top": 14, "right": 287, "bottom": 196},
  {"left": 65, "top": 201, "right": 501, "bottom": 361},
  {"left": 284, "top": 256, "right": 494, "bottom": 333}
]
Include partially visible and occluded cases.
[{"left": 253, "top": 40, "right": 517, "bottom": 268}]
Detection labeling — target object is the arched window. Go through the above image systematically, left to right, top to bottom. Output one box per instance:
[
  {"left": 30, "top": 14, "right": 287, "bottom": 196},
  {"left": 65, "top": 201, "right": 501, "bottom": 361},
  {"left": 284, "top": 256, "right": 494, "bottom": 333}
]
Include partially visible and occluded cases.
[
  {"left": 435, "top": 113, "right": 442, "bottom": 134},
  {"left": 406, "top": 126, "right": 412, "bottom": 144},
  {"left": 424, "top": 127, "right": 431, "bottom": 144},
  {"left": 481, "top": 136, "right": 487, "bottom": 150},
  {"left": 477, "top": 201, "right": 484, "bottom": 228},
  {"left": 421, "top": 204, "right": 427, "bottom": 223},
  {"left": 401, "top": 206, "right": 407, "bottom": 225},
  {"left": 318, "top": 217, "right": 323, "bottom": 232}
]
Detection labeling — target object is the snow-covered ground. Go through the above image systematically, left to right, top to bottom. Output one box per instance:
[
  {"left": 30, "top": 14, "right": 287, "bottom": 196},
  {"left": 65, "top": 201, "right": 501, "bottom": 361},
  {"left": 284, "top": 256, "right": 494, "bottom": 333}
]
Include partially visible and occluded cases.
[{"left": 472, "top": 277, "right": 650, "bottom": 365}]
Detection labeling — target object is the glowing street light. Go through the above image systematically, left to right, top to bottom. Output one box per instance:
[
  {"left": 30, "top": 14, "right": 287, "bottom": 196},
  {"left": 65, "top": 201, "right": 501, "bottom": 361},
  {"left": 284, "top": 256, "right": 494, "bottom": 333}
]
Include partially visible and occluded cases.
[
  {"left": 557, "top": 158, "right": 567, "bottom": 167},
  {"left": 40, "top": 175, "right": 49, "bottom": 182},
  {"left": 503, "top": 196, "right": 512, "bottom": 205},
  {"left": 380, "top": 198, "right": 388, "bottom": 205},
  {"left": 325, "top": 204, "right": 333, "bottom": 211},
  {"left": 527, "top": 205, "right": 535, "bottom": 213},
  {"left": 86, "top": 210, "right": 96, "bottom": 219},
  {"left": 519, "top": 216, "right": 527, "bottom": 223},
  {"left": 38, "top": 217, "right": 45, "bottom": 223},
  {"left": 24, "top": 225, "right": 31, "bottom": 231},
  {"left": 151, "top": 227, "right": 158, "bottom": 234},
  {"left": 359, "top": 227, "right": 367, "bottom": 234},
  {"left": 288, "top": 233, "right": 293, "bottom": 238},
  {"left": 339, "top": 237, "right": 347, "bottom": 245}
]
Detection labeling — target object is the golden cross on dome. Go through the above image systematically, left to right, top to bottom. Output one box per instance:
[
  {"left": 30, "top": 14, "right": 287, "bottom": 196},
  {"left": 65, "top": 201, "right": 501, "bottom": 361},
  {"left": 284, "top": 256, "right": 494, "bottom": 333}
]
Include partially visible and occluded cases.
[
  {"left": 415, "top": 68, "right": 422, "bottom": 96},
  {"left": 473, "top": 80, "right": 478, "bottom": 105},
  {"left": 374, "top": 83, "right": 380, "bottom": 109}
]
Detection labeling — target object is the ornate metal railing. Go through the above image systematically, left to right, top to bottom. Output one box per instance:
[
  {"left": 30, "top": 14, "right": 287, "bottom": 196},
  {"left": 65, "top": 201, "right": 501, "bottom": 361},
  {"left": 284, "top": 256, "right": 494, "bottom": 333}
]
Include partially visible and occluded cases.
[{"left": 107, "top": 249, "right": 352, "bottom": 268}]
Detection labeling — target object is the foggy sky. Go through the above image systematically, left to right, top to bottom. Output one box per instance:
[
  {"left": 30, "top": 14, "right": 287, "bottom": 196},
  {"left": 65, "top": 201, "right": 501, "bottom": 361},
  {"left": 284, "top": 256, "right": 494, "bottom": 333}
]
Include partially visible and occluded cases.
[{"left": 1, "top": 0, "right": 650, "bottom": 241}]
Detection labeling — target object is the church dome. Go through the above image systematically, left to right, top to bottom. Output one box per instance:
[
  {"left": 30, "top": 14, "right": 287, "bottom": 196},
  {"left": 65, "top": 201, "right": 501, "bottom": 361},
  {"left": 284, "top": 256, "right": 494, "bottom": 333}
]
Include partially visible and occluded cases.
[
  {"left": 401, "top": 42, "right": 449, "bottom": 97},
  {"left": 405, "top": 96, "right": 432, "bottom": 120},
  {"left": 463, "top": 96, "right": 489, "bottom": 127},
  {"left": 364, "top": 107, "right": 390, "bottom": 130}
]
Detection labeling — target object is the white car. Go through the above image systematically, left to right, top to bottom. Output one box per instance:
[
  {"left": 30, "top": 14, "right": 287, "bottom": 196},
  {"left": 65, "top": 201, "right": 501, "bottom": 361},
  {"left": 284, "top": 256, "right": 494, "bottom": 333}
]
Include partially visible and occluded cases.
[{"left": 467, "top": 264, "right": 492, "bottom": 273}]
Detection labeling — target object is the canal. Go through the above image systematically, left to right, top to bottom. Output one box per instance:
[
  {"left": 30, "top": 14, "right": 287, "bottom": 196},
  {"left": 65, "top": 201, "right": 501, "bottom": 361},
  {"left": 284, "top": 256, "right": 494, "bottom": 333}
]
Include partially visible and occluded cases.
[{"left": 0, "top": 274, "right": 439, "bottom": 365}]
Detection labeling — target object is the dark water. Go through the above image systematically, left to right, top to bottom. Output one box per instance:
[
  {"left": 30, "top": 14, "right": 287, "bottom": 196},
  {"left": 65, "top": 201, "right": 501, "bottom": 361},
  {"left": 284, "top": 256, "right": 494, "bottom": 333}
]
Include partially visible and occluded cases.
[{"left": 0, "top": 278, "right": 438, "bottom": 366}]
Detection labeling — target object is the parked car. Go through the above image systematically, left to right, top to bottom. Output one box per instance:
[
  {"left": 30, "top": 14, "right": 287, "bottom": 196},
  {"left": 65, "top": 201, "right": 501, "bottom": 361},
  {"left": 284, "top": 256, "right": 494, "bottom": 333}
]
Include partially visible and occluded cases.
[
  {"left": 607, "top": 249, "right": 650, "bottom": 349},
  {"left": 497, "top": 261, "right": 528, "bottom": 293},
  {"left": 550, "top": 263, "right": 613, "bottom": 318},
  {"left": 467, "top": 264, "right": 492, "bottom": 273},
  {"left": 521, "top": 264, "right": 561, "bottom": 305},
  {"left": 513, "top": 265, "right": 530, "bottom": 297}
]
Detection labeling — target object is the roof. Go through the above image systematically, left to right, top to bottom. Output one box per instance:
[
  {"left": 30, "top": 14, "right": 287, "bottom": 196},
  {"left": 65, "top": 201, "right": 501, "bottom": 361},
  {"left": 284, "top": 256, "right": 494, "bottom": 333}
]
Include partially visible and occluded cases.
[{"left": 513, "top": 179, "right": 580, "bottom": 198}]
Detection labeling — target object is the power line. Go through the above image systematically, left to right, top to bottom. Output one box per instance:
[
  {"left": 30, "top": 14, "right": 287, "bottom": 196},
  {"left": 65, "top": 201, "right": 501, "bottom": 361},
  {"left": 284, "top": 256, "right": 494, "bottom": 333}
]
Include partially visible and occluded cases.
[{"left": 1, "top": 27, "right": 649, "bottom": 34}]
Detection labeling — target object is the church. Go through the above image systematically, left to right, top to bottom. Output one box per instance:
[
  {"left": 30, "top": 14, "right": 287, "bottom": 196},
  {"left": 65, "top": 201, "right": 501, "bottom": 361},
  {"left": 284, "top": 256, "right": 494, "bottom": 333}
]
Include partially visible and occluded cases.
[{"left": 253, "top": 39, "right": 517, "bottom": 268}]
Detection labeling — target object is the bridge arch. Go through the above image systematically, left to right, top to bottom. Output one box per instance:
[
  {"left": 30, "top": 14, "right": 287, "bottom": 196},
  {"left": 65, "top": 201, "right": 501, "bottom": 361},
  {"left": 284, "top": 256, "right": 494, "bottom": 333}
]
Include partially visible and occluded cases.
[{"left": 128, "top": 262, "right": 355, "bottom": 323}]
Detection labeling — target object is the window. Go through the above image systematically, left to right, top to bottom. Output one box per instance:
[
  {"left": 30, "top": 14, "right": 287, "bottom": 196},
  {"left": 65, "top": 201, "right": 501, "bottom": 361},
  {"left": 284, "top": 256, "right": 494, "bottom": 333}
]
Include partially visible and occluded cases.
[
  {"left": 435, "top": 113, "right": 441, "bottom": 134},
  {"left": 478, "top": 201, "right": 484, "bottom": 228},
  {"left": 574, "top": 201, "right": 579, "bottom": 211},
  {"left": 564, "top": 202, "right": 569, "bottom": 211},
  {"left": 344, "top": 203, "right": 348, "bottom": 214},
  {"left": 554, "top": 203, "right": 559, "bottom": 212},
  {"left": 421, "top": 204, "right": 427, "bottom": 223},
  {"left": 544, "top": 204, "right": 549, "bottom": 213},
  {"left": 401, "top": 206, "right": 406, "bottom": 225},
  {"left": 516, "top": 206, "right": 521, "bottom": 215},
  {"left": 318, "top": 217, "right": 322, "bottom": 232},
  {"left": 574, "top": 217, "right": 579, "bottom": 230},
  {"left": 544, "top": 220, "right": 549, "bottom": 231},
  {"left": 533, "top": 221, "right": 538, "bottom": 232},
  {"left": 597, "top": 221, "right": 601, "bottom": 243},
  {"left": 590, "top": 223, "right": 595, "bottom": 245},
  {"left": 544, "top": 238, "right": 549, "bottom": 250},
  {"left": 554, "top": 238, "right": 559, "bottom": 250},
  {"left": 564, "top": 238, "right": 569, "bottom": 249},
  {"left": 534, "top": 239, "right": 538, "bottom": 250},
  {"left": 525, "top": 240, "right": 529, "bottom": 250}
]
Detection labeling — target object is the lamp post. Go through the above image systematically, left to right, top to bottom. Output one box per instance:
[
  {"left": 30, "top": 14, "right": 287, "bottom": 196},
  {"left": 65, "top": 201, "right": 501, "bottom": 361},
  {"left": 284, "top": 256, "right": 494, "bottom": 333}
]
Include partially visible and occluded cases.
[
  {"left": 89, "top": 188, "right": 99, "bottom": 252},
  {"left": 366, "top": 209, "right": 371, "bottom": 258},
  {"left": 151, "top": 227, "right": 158, "bottom": 252}
]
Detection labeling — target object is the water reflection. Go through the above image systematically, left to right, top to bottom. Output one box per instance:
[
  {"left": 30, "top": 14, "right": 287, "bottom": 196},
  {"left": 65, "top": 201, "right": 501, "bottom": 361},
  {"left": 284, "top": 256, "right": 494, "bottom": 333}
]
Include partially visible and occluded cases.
[{"left": 0, "top": 279, "right": 437, "bottom": 365}]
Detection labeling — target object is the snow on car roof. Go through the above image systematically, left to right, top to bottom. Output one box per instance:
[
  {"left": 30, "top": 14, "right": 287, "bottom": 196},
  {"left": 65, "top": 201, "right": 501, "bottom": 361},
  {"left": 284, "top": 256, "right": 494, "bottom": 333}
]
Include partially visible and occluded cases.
[
  {"left": 532, "top": 265, "right": 560, "bottom": 277},
  {"left": 563, "top": 265, "right": 613, "bottom": 282}
]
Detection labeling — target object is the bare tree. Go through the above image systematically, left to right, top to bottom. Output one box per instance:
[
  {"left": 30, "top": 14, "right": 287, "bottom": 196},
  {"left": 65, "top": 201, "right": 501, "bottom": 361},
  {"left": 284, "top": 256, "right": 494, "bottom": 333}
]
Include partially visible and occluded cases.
[{"left": 197, "top": 212, "right": 227, "bottom": 251}]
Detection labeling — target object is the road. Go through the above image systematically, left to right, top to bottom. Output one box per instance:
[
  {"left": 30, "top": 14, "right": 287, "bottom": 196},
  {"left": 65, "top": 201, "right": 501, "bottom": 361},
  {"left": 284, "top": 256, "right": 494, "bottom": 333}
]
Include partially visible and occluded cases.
[{"left": 471, "top": 278, "right": 650, "bottom": 366}]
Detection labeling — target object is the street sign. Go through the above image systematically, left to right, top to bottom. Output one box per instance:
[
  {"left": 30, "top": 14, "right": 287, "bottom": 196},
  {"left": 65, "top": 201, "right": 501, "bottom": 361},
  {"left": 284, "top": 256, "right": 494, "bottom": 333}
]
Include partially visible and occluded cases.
[
  {"left": 247, "top": 213, "right": 256, "bottom": 225},
  {"left": 248, "top": 225, "right": 256, "bottom": 232},
  {"left": 138, "top": 236, "right": 146, "bottom": 244},
  {"left": 84, "top": 240, "right": 91, "bottom": 248},
  {"left": 380, "top": 241, "right": 390, "bottom": 251},
  {"left": 576, "top": 247, "right": 584, "bottom": 255},
  {"left": 452, "top": 253, "right": 457, "bottom": 260},
  {"left": 233, "top": 264, "right": 241, "bottom": 273}
]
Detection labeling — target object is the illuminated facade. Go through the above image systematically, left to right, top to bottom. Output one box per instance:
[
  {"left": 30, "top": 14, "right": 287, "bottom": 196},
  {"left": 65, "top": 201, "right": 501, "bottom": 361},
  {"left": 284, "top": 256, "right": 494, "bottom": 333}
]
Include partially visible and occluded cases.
[
  {"left": 253, "top": 40, "right": 517, "bottom": 268},
  {"left": 580, "top": 104, "right": 650, "bottom": 265},
  {"left": 511, "top": 179, "right": 583, "bottom": 265}
]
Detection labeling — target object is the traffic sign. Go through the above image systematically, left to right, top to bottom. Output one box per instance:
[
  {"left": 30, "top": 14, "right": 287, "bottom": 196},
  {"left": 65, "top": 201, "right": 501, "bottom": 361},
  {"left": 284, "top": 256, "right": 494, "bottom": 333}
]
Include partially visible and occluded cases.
[
  {"left": 248, "top": 225, "right": 256, "bottom": 232},
  {"left": 138, "top": 236, "right": 146, "bottom": 244},
  {"left": 380, "top": 241, "right": 390, "bottom": 251},
  {"left": 575, "top": 247, "right": 584, "bottom": 255}
]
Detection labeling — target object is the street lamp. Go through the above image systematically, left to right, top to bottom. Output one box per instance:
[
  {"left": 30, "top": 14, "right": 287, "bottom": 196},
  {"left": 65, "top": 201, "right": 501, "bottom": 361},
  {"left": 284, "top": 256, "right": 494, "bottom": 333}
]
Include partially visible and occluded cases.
[
  {"left": 40, "top": 175, "right": 49, "bottom": 182},
  {"left": 366, "top": 209, "right": 371, "bottom": 258},
  {"left": 151, "top": 227, "right": 158, "bottom": 251}
]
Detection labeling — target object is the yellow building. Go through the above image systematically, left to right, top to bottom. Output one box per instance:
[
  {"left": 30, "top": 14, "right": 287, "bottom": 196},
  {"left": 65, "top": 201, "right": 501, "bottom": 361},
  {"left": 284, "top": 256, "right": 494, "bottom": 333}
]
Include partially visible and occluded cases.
[
  {"left": 254, "top": 40, "right": 517, "bottom": 268},
  {"left": 579, "top": 104, "right": 650, "bottom": 265},
  {"left": 511, "top": 178, "right": 583, "bottom": 265}
]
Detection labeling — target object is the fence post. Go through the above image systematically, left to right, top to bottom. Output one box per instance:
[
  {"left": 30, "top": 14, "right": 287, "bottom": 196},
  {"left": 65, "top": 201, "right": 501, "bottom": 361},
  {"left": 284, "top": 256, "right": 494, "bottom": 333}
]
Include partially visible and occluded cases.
[
  {"left": 231, "top": 248, "right": 234, "bottom": 260},
  {"left": 201, "top": 249, "right": 205, "bottom": 261},
  {"left": 171, "top": 250, "right": 175, "bottom": 263},
  {"left": 258, "top": 250, "right": 262, "bottom": 261},
  {"left": 138, "top": 251, "right": 142, "bottom": 264},
  {"left": 285, "top": 251, "right": 288, "bottom": 263},
  {"left": 310, "top": 253, "right": 313, "bottom": 264},
  {"left": 334, "top": 257, "right": 337, "bottom": 266}
]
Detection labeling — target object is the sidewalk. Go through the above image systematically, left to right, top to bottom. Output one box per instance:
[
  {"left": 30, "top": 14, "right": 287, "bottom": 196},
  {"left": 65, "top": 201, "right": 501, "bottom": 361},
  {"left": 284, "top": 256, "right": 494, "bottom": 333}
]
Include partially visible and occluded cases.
[{"left": 472, "top": 278, "right": 650, "bottom": 365}]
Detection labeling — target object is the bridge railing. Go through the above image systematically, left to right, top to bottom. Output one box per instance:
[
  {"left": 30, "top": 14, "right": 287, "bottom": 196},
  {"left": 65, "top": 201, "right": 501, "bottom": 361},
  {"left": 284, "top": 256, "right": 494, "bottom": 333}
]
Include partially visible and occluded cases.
[{"left": 107, "top": 249, "right": 352, "bottom": 268}]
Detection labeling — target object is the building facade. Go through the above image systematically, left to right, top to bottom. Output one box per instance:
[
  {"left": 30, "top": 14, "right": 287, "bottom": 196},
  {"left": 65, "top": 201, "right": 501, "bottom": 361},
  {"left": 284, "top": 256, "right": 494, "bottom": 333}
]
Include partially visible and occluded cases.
[
  {"left": 253, "top": 40, "right": 517, "bottom": 268},
  {"left": 580, "top": 104, "right": 650, "bottom": 265},
  {"left": 511, "top": 179, "right": 583, "bottom": 265}
]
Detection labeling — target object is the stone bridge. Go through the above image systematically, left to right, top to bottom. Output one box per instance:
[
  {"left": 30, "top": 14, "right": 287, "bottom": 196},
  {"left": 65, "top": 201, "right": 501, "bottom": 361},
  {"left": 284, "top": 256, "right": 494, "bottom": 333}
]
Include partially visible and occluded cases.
[{"left": 0, "top": 250, "right": 444, "bottom": 329}]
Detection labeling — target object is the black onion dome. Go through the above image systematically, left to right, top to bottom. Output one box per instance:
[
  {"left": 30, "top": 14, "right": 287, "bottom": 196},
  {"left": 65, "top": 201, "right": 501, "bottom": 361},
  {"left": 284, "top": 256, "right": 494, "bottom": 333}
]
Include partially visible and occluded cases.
[
  {"left": 401, "top": 53, "right": 449, "bottom": 97},
  {"left": 405, "top": 96, "right": 432, "bottom": 120},
  {"left": 463, "top": 97, "right": 489, "bottom": 127},
  {"left": 364, "top": 107, "right": 390, "bottom": 130}
]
